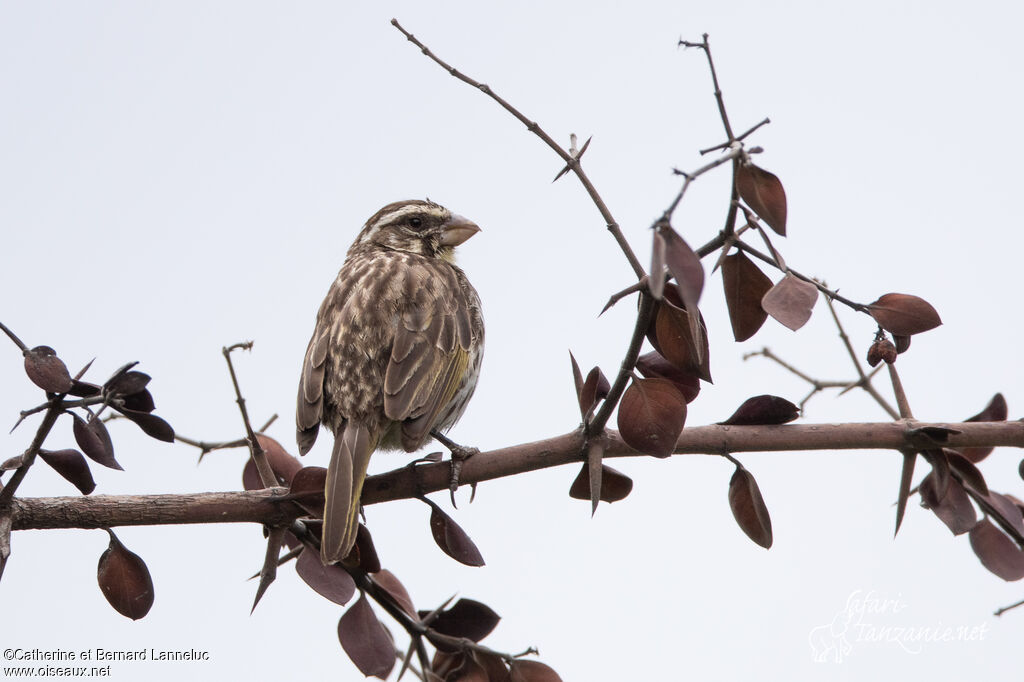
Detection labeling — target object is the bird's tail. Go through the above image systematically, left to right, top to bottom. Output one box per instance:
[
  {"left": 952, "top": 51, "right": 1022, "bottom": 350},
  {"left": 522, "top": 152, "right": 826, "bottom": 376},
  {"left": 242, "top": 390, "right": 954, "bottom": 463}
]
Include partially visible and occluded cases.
[{"left": 322, "top": 423, "right": 376, "bottom": 564}]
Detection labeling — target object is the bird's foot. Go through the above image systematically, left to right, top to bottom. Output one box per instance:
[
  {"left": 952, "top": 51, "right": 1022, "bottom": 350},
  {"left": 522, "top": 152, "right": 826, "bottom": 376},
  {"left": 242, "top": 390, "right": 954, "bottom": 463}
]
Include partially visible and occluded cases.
[{"left": 431, "top": 430, "right": 479, "bottom": 507}]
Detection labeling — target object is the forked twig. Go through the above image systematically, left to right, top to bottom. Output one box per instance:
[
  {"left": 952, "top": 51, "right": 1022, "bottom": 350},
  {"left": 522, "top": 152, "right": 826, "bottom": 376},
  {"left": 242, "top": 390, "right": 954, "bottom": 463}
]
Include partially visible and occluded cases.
[{"left": 222, "top": 343, "right": 276, "bottom": 488}]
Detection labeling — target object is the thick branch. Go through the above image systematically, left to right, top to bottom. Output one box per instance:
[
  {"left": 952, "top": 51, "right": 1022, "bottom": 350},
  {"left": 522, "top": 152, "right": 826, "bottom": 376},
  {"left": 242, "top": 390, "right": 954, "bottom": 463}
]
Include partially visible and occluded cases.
[{"left": 11, "top": 421, "right": 1024, "bottom": 531}]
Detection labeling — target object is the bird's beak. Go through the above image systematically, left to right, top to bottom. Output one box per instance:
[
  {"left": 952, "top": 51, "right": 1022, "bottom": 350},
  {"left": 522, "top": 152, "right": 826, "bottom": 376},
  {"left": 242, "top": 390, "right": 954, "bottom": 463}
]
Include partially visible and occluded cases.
[{"left": 439, "top": 214, "right": 481, "bottom": 247}]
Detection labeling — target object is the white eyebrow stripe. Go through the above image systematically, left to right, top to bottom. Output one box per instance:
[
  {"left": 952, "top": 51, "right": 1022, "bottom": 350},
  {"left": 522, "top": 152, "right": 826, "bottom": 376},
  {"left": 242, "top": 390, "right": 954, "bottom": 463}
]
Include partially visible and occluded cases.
[{"left": 375, "top": 204, "right": 447, "bottom": 229}]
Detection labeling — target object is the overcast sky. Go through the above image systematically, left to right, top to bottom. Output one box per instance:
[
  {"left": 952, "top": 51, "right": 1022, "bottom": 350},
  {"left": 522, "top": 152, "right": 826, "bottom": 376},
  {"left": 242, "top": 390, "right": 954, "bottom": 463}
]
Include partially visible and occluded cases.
[{"left": 2, "top": 2, "right": 1024, "bottom": 680}]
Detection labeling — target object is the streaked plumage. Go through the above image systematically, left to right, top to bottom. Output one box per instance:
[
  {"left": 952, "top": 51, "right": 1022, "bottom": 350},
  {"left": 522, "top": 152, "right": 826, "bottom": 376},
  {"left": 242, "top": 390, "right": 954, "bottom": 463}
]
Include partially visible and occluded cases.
[{"left": 297, "top": 200, "right": 484, "bottom": 563}]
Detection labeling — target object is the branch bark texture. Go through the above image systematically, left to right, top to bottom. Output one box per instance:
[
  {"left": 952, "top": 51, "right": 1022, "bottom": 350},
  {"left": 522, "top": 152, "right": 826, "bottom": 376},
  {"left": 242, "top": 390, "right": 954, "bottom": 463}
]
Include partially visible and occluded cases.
[{"left": 11, "top": 421, "right": 1024, "bottom": 531}]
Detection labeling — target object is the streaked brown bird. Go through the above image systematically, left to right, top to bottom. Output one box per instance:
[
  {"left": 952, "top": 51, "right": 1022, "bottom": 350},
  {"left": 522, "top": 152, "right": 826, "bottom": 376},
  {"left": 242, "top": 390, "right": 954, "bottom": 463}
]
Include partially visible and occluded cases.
[{"left": 296, "top": 199, "right": 484, "bottom": 564}]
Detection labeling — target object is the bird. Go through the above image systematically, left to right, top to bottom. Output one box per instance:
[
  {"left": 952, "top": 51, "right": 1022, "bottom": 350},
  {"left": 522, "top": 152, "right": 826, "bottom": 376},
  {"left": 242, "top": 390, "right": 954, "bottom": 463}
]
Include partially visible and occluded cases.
[{"left": 296, "top": 199, "right": 484, "bottom": 564}]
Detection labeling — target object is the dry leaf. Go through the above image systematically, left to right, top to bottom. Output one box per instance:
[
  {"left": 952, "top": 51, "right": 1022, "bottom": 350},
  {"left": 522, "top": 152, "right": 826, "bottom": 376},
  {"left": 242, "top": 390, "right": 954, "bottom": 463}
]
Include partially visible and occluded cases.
[
  {"left": 736, "top": 163, "right": 787, "bottom": 236},
  {"left": 721, "top": 251, "right": 772, "bottom": 342},
  {"left": 761, "top": 273, "right": 818, "bottom": 331},
  {"left": 868, "top": 293, "right": 942, "bottom": 336},
  {"left": 617, "top": 377, "right": 686, "bottom": 458},
  {"left": 568, "top": 462, "right": 633, "bottom": 503},
  {"left": 728, "top": 467, "right": 773, "bottom": 548},
  {"left": 969, "top": 519, "right": 1024, "bottom": 581},
  {"left": 97, "top": 530, "right": 154, "bottom": 620},
  {"left": 337, "top": 593, "right": 395, "bottom": 679}
]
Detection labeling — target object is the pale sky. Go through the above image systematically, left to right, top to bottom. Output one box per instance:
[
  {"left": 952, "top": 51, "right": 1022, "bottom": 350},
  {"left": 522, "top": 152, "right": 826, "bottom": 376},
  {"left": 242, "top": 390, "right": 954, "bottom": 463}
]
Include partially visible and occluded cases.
[{"left": 2, "top": 2, "right": 1023, "bottom": 680}]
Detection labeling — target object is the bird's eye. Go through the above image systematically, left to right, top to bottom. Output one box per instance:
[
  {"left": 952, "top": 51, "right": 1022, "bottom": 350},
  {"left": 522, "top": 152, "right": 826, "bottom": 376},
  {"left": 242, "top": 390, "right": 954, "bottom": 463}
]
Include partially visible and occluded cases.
[{"left": 409, "top": 217, "right": 423, "bottom": 229}]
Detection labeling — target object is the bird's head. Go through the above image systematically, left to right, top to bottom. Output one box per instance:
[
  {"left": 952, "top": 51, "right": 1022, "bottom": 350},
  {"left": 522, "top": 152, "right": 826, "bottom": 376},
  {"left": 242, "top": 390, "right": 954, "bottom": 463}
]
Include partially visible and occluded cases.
[{"left": 351, "top": 199, "right": 480, "bottom": 262}]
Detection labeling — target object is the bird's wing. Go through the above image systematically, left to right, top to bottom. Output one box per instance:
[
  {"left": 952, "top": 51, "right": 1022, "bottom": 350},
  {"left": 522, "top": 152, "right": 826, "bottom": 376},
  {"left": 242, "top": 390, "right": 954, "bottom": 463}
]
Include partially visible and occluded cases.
[
  {"left": 383, "top": 263, "right": 475, "bottom": 451},
  {"left": 296, "top": 320, "right": 330, "bottom": 455}
]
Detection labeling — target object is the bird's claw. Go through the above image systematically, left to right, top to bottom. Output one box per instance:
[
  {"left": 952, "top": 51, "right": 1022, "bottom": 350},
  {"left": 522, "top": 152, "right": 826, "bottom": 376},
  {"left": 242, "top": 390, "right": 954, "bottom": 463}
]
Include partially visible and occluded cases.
[{"left": 447, "top": 445, "right": 479, "bottom": 508}]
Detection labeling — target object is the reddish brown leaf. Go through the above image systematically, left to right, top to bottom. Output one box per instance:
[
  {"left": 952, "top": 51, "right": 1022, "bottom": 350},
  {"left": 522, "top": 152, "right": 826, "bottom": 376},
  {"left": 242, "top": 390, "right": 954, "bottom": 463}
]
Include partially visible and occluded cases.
[
  {"left": 736, "top": 163, "right": 787, "bottom": 236},
  {"left": 658, "top": 223, "right": 704, "bottom": 306},
  {"left": 649, "top": 230, "right": 666, "bottom": 300},
  {"left": 721, "top": 251, "right": 772, "bottom": 342},
  {"left": 761, "top": 273, "right": 818, "bottom": 331},
  {"left": 649, "top": 293, "right": 711, "bottom": 382},
  {"left": 868, "top": 293, "right": 942, "bottom": 336},
  {"left": 893, "top": 334, "right": 912, "bottom": 354},
  {"left": 23, "top": 346, "right": 74, "bottom": 393},
  {"left": 568, "top": 351, "right": 583, "bottom": 405},
  {"left": 635, "top": 351, "right": 700, "bottom": 403},
  {"left": 103, "top": 361, "right": 140, "bottom": 387},
  {"left": 578, "top": 366, "right": 610, "bottom": 419},
  {"left": 104, "top": 370, "right": 151, "bottom": 398},
  {"left": 617, "top": 377, "right": 686, "bottom": 458},
  {"left": 67, "top": 380, "right": 102, "bottom": 398},
  {"left": 121, "top": 388, "right": 155, "bottom": 413},
  {"left": 966, "top": 392, "right": 1009, "bottom": 422},
  {"left": 961, "top": 393, "right": 1008, "bottom": 463},
  {"left": 719, "top": 395, "right": 799, "bottom": 426},
  {"left": 118, "top": 408, "right": 175, "bottom": 442},
  {"left": 72, "top": 413, "right": 122, "bottom": 470},
  {"left": 254, "top": 434, "right": 303, "bottom": 484},
  {"left": 39, "top": 448, "right": 96, "bottom": 495},
  {"left": 921, "top": 449, "right": 951, "bottom": 502},
  {"left": 947, "top": 451, "right": 989, "bottom": 496},
  {"left": 0, "top": 455, "right": 23, "bottom": 471},
  {"left": 241, "top": 459, "right": 261, "bottom": 492},
  {"left": 569, "top": 462, "right": 633, "bottom": 503},
  {"left": 276, "top": 464, "right": 325, "bottom": 521},
  {"left": 283, "top": 465, "right": 326, "bottom": 498},
  {"left": 728, "top": 467, "right": 773, "bottom": 548},
  {"left": 919, "top": 475, "right": 976, "bottom": 536},
  {"left": 983, "top": 491, "right": 1024, "bottom": 537},
  {"left": 1006, "top": 494, "right": 1024, "bottom": 513},
  {"left": 426, "top": 499, "right": 485, "bottom": 567},
  {"left": 969, "top": 518, "right": 1024, "bottom": 581},
  {"left": 353, "top": 524, "right": 382, "bottom": 574},
  {"left": 97, "top": 530, "right": 154, "bottom": 620},
  {"left": 296, "top": 546, "right": 356, "bottom": 605},
  {"left": 373, "top": 569, "right": 416, "bottom": 617},
  {"left": 337, "top": 593, "right": 395, "bottom": 679},
  {"left": 426, "top": 598, "right": 500, "bottom": 643},
  {"left": 431, "top": 651, "right": 465, "bottom": 679},
  {"left": 431, "top": 651, "right": 500, "bottom": 681},
  {"left": 474, "top": 652, "right": 511, "bottom": 682},
  {"left": 445, "top": 653, "right": 489, "bottom": 682},
  {"left": 509, "top": 659, "right": 563, "bottom": 682}
]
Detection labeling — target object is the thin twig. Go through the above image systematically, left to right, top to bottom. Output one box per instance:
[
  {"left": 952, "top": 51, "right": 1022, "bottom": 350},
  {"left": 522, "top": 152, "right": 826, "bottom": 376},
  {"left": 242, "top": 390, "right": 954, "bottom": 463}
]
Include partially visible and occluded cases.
[
  {"left": 391, "top": 19, "right": 646, "bottom": 280},
  {"left": 679, "top": 34, "right": 735, "bottom": 141},
  {"left": 699, "top": 117, "right": 771, "bottom": 155},
  {"left": 662, "top": 144, "right": 750, "bottom": 223},
  {"left": 732, "top": 239, "right": 869, "bottom": 313},
  {"left": 601, "top": 279, "right": 646, "bottom": 314},
  {"left": 588, "top": 294, "right": 656, "bottom": 435},
  {"left": 824, "top": 295, "right": 899, "bottom": 419},
  {"left": 0, "top": 321, "right": 28, "bottom": 352},
  {"left": 222, "top": 343, "right": 276, "bottom": 488},
  {"left": 18, "top": 395, "right": 105, "bottom": 423},
  {"left": 0, "top": 400, "right": 63, "bottom": 509},
  {"left": 995, "top": 598, "right": 1024, "bottom": 617}
]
